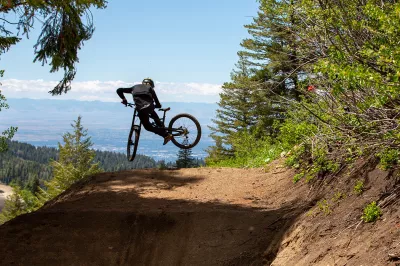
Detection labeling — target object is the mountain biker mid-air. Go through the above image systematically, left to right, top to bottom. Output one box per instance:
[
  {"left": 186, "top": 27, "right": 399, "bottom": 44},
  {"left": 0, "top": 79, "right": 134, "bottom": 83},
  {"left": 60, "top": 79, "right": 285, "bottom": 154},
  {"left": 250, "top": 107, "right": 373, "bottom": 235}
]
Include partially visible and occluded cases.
[{"left": 116, "top": 78, "right": 173, "bottom": 145}]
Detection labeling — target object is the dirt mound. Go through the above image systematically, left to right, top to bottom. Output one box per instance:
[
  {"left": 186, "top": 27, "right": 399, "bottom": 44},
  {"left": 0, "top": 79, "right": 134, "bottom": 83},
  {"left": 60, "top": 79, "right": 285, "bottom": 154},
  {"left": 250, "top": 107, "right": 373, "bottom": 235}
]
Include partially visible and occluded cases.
[
  {"left": 0, "top": 161, "right": 399, "bottom": 266},
  {"left": 0, "top": 164, "right": 311, "bottom": 265}
]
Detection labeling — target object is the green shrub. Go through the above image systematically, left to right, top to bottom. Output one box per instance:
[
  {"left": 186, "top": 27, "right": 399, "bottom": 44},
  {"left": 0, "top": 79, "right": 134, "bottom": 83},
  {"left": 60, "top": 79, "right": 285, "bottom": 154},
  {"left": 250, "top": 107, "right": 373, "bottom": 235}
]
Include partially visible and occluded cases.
[
  {"left": 277, "top": 109, "right": 317, "bottom": 151},
  {"left": 207, "top": 130, "right": 282, "bottom": 168},
  {"left": 286, "top": 143, "right": 340, "bottom": 182},
  {"left": 285, "top": 144, "right": 306, "bottom": 168},
  {"left": 313, "top": 147, "right": 340, "bottom": 174},
  {"left": 377, "top": 149, "right": 400, "bottom": 170},
  {"left": 293, "top": 172, "right": 304, "bottom": 183},
  {"left": 353, "top": 180, "right": 364, "bottom": 195},
  {"left": 332, "top": 191, "right": 345, "bottom": 202},
  {"left": 317, "top": 199, "right": 331, "bottom": 215},
  {"left": 361, "top": 201, "right": 382, "bottom": 223}
]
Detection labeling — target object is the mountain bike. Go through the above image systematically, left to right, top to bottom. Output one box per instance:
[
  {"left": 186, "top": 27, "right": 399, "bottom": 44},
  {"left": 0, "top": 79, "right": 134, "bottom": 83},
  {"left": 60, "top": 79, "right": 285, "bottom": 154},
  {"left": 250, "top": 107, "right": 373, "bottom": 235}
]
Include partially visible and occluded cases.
[{"left": 125, "top": 103, "right": 202, "bottom": 161}]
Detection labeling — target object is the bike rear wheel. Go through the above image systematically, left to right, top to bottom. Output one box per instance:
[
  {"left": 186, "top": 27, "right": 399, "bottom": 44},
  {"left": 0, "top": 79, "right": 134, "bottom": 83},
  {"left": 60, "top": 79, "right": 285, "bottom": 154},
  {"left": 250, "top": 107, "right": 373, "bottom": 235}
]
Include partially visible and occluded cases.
[
  {"left": 168, "top": 113, "right": 201, "bottom": 149},
  {"left": 127, "top": 124, "right": 141, "bottom": 161}
]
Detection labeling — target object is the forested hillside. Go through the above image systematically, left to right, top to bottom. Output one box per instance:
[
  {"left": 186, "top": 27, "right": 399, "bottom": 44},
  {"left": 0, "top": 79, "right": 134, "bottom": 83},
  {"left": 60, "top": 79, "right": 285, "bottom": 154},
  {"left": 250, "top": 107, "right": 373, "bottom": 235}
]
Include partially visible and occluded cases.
[
  {"left": 207, "top": 0, "right": 400, "bottom": 180},
  {"left": 0, "top": 140, "right": 157, "bottom": 185}
]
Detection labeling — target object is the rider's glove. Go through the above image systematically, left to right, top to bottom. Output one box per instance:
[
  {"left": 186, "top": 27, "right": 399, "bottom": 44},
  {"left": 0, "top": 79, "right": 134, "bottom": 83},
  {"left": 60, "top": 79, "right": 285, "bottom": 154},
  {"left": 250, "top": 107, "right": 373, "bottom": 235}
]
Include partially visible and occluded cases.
[
  {"left": 121, "top": 99, "right": 128, "bottom": 106},
  {"left": 155, "top": 104, "right": 161, "bottom": 108}
]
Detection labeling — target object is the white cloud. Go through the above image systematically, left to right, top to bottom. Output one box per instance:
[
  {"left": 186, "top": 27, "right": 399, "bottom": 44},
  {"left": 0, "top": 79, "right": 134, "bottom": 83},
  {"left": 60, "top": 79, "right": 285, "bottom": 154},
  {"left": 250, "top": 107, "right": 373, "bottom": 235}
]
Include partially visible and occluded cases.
[
  {"left": 0, "top": 79, "right": 222, "bottom": 103},
  {"left": 156, "top": 82, "right": 222, "bottom": 95}
]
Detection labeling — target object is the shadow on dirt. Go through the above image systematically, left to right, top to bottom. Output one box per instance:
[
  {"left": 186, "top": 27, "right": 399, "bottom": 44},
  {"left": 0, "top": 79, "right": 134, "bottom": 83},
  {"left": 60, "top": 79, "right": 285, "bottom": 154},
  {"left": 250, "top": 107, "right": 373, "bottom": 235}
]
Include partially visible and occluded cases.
[
  {"left": 88, "top": 169, "right": 206, "bottom": 191},
  {"left": 0, "top": 170, "right": 310, "bottom": 266}
]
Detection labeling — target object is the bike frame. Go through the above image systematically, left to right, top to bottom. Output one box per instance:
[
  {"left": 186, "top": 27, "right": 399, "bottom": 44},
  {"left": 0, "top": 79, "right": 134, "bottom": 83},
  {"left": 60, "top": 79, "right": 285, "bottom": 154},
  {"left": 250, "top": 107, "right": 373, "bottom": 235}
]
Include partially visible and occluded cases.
[
  {"left": 125, "top": 102, "right": 201, "bottom": 156},
  {"left": 127, "top": 103, "right": 184, "bottom": 137},
  {"left": 154, "top": 109, "right": 185, "bottom": 137}
]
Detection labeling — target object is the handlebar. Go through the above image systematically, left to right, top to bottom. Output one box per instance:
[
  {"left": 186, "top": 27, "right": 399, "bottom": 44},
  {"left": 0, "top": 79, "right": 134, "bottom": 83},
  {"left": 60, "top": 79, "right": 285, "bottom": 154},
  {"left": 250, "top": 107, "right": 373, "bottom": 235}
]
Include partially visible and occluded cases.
[{"left": 125, "top": 102, "right": 170, "bottom": 112}]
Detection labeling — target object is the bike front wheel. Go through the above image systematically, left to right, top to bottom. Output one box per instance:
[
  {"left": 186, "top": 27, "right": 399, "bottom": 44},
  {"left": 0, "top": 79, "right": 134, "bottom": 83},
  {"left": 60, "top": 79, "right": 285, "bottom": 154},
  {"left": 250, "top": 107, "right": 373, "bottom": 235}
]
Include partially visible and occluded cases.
[
  {"left": 168, "top": 113, "right": 201, "bottom": 149},
  {"left": 127, "top": 124, "right": 141, "bottom": 161}
]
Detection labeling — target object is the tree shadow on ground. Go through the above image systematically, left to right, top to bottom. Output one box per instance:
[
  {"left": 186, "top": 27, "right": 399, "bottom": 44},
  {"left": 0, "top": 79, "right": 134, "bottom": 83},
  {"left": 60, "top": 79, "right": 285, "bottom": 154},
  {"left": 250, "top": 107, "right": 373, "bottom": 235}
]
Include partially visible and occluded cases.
[
  {"left": 0, "top": 169, "right": 311, "bottom": 266},
  {"left": 89, "top": 169, "right": 205, "bottom": 189}
]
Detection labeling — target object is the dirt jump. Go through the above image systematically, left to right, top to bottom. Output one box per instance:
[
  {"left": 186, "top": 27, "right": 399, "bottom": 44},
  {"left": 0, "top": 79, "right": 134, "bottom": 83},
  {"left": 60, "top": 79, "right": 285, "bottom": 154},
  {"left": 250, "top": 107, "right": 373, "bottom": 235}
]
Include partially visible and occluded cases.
[{"left": 0, "top": 161, "right": 399, "bottom": 265}]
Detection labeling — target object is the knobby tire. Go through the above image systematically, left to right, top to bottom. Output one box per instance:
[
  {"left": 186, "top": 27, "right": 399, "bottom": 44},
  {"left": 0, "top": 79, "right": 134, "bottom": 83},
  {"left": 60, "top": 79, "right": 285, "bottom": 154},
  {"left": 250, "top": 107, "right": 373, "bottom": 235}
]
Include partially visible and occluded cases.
[
  {"left": 168, "top": 113, "right": 201, "bottom": 149},
  {"left": 127, "top": 124, "right": 140, "bottom": 161}
]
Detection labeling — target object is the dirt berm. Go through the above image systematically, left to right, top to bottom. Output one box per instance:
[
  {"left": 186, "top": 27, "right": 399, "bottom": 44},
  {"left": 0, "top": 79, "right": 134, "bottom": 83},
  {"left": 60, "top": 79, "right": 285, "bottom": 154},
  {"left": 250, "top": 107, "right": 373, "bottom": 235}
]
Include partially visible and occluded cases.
[{"left": 0, "top": 161, "right": 399, "bottom": 265}]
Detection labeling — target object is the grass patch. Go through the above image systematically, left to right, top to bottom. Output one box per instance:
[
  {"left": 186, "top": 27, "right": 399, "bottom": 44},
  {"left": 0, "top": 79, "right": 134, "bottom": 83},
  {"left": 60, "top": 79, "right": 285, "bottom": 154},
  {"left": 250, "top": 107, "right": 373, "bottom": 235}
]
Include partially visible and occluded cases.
[{"left": 353, "top": 180, "right": 364, "bottom": 195}]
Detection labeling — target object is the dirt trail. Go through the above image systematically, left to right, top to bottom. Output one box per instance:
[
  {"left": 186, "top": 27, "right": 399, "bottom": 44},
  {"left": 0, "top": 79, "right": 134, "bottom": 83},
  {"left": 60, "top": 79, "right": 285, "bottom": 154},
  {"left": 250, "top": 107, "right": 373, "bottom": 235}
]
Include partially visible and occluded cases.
[
  {"left": 1, "top": 162, "right": 399, "bottom": 266},
  {"left": 0, "top": 163, "right": 311, "bottom": 266}
]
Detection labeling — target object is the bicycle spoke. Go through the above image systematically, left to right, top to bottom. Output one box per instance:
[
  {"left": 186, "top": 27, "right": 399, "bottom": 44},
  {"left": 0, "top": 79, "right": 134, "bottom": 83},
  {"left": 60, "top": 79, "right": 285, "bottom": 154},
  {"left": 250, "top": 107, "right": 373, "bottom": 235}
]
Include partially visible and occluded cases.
[{"left": 171, "top": 117, "right": 199, "bottom": 146}]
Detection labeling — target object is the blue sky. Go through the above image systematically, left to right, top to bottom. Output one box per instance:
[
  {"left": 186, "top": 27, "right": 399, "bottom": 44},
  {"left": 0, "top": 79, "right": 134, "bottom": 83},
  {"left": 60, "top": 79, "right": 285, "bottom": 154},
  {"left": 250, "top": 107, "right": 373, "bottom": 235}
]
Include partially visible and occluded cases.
[{"left": 1, "top": 0, "right": 259, "bottom": 103}]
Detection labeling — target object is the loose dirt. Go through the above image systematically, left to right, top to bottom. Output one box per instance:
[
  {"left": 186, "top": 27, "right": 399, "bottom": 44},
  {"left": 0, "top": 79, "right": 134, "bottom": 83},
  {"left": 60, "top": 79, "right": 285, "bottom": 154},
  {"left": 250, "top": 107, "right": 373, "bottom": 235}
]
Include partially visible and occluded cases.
[{"left": 0, "top": 160, "right": 399, "bottom": 266}]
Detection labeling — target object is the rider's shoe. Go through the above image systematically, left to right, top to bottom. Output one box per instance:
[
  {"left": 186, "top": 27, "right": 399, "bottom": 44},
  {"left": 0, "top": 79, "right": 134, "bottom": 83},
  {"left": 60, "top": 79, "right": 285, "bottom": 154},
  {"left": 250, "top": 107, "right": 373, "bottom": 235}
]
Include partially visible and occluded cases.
[{"left": 163, "top": 134, "right": 173, "bottom": 145}]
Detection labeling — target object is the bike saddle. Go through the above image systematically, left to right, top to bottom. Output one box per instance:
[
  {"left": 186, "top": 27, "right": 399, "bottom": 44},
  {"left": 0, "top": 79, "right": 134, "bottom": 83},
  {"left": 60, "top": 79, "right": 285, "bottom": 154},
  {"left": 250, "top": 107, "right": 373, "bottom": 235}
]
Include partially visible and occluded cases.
[{"left": 159, "top": 107, "right": 171, "bottom": 112}]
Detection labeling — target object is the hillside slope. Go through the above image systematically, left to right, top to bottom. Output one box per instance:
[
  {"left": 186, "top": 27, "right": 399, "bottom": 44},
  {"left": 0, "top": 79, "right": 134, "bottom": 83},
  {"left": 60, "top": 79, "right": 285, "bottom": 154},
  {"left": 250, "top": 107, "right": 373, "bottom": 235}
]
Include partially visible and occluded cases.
[{"left": 0, "top": 162, "right": 399, "bottom": 265}]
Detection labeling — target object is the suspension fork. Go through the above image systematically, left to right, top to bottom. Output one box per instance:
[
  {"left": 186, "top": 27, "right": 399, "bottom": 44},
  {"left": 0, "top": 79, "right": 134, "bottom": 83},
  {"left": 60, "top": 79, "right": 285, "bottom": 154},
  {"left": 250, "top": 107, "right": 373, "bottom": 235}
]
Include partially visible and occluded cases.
[{"left": 132, "top": 108, "right": 141, "bottom": 130}]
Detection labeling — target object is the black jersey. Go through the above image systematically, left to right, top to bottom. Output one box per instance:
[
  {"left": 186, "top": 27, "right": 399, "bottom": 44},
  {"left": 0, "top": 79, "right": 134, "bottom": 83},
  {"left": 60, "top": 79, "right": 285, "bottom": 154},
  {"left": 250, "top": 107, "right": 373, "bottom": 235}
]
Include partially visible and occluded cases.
[{"left": 117, "top": 84, "right": 161, "bottom": 111}]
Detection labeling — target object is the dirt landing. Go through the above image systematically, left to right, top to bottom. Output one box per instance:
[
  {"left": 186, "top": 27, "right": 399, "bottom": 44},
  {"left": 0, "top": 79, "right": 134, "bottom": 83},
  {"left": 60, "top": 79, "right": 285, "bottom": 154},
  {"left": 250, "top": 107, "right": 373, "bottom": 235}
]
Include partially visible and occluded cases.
[
  {"left": 3, "top": 163, "right": 397, "bottom": 265},
  {"left": 0, "top": 165, "right": 311, "bottom": 266}
]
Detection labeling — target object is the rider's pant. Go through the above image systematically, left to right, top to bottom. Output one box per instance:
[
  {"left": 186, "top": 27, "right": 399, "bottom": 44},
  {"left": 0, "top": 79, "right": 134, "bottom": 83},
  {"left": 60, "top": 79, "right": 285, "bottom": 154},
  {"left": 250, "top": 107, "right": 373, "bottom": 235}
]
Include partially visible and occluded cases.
[{"left": 138, "top": 110, "right": 168, "bottom": 137}]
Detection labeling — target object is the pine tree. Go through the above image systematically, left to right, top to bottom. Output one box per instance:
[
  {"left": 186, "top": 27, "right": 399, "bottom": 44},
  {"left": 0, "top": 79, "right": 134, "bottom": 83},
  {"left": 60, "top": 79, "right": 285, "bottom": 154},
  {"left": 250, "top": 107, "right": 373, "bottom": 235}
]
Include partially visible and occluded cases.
[
  {"left": 206, "top": 0, "right": 307, "bottom": 164},
  {"left": 240, "top": 0, "right": 305, "bottom": 100},
  {"left": 0, "top": 1, "right": 107, "bottom": 95},
  {"left": 0, "top": 1, "right": 106, "bottom": 151},
  {"left": 208, "top": 56, "right": 259, "bottom": 160},
  {"left": 0, "top": 88, "right": 17, "bottom": 152},
  {"left": 39, "top": 116, "right": 101, "bottom": 202},
  {"left": 176, "top": 148, "right": 195, "bottom": 168},
  {"left": 157, "top": 160, "right": 167, "bottom": 170},
  {"left": 25, "top": 176, "right": 40, "bottom": 195}
]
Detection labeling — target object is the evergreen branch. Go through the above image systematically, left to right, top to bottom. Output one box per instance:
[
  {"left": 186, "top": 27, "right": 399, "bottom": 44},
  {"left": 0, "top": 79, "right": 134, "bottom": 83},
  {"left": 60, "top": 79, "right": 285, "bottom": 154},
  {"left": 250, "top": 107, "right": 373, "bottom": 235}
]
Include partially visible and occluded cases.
[
  {"left": 0, "top": 1, "right": 27, "bottom": 12},
  {"left": 0, "top": 17, "right": 19, "bottom": 25}
]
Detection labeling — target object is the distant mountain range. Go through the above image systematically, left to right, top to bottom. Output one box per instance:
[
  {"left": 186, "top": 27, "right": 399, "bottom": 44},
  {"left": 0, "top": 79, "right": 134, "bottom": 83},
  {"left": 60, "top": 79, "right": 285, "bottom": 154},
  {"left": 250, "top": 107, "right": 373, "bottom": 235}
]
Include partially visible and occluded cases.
[{"left": 1, "top": 98, "right": 218, "bottom": 161}]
